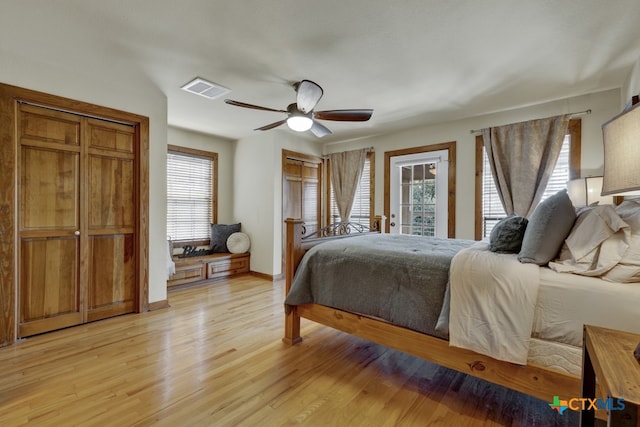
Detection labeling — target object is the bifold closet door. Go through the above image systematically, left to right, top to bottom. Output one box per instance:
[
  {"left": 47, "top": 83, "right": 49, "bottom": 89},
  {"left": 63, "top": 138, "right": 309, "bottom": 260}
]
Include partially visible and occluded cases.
[
  {"left": 18, "top": 105, "right": 84, "bottom": 337},
  {"left": 18, "top": 105, "right": 137, "bottom": 337}
]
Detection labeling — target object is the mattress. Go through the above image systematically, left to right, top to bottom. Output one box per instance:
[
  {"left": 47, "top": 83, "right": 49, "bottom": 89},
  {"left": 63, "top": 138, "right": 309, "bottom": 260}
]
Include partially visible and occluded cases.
[
  {"left": 532, "top": 267, "right": 640, "bottom": 348},
  {"left": 527, "top": 338, "right": 582, "bottom": 376}
]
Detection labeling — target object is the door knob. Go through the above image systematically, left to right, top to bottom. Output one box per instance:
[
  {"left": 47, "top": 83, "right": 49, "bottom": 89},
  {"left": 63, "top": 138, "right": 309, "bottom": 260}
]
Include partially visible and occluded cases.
[
  {"left": 390, "top": 222, "right": 396, "bottom": 227},
  {"left": 74, "top": 230, "right": 80, "bottom": 236}
]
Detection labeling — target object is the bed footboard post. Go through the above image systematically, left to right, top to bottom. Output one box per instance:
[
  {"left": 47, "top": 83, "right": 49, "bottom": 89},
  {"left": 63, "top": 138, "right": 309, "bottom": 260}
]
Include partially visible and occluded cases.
[{"left": 283, "top": 218, "right": 305, "bottom": 345}]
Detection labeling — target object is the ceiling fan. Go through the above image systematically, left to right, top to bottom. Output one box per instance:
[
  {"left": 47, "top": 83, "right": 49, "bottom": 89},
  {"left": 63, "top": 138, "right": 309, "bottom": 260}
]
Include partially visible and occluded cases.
[{"left": 224, "top": 80, "right": 373, "bottom": 138}]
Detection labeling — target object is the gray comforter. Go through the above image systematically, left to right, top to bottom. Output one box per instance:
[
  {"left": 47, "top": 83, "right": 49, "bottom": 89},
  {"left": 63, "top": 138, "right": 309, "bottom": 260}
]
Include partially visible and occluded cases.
[{"left": 284, "top": 233, "right": 474, "bottom": 339}]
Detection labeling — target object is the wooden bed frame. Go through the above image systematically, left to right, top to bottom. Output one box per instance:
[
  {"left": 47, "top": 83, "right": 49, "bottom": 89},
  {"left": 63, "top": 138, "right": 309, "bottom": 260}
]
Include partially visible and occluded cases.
[{"left": 283, "top": 217, "right": 581, "bottom": 403}]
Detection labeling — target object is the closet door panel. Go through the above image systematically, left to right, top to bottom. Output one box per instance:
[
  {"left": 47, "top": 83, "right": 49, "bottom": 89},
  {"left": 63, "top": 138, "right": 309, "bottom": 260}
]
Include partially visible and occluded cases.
[
  {"left": 18, "top": 105, "right": 83, "bottom": 337},
  {"left": 20, "top": 106, "right": 80, "bottom": 147},
  {"left": 86, "top": 119, "right": 136, "bottom": 320},
  {"left": 88, "top": 119, "right": 134, "bottom": 153},
  {"left": 20, "top": 148, "right": 79, "bottom": 230},
  {"left": 88, "top": 156, "right": 135, "bottom": 230},
  {"left": 283, "top": 159, "right": 303, "bottom": 220},
  {"left": 302, "top": 162, "right": 319, "bottom": 234},
  {"left": 87, "top": 234, "right": 135, "bottom": 321},
  {"left": 19, "top": 238, "right": 80, "bottom": 330}
]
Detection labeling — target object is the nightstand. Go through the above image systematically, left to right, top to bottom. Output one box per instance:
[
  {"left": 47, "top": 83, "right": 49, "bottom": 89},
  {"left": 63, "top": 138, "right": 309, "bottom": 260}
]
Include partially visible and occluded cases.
[{"left": 581, "top": 325, "right": 640, "bottom": 427}]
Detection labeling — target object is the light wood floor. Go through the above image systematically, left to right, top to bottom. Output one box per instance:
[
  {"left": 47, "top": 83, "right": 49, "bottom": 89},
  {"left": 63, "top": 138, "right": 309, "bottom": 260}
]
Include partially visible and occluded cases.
[{"left": 0, "top": 275, "right": 579, "bottom": 426}]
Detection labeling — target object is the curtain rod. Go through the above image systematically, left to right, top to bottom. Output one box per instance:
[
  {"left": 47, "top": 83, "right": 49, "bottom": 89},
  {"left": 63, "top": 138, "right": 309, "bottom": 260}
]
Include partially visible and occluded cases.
[
  {"left": 469, "top": 109, "right": 592, "bottom": 135},
  {"left": 322, "top": 146, "right": 374, "bottom": 159}
]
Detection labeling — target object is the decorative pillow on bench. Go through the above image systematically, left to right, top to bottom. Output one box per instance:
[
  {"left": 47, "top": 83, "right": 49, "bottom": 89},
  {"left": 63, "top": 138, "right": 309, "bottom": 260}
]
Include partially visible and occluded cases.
[
  {"left": 210, "top": 223, "right": 241, "bottom": 252},
  {"left": 227, "top": 232, "right": 251, "bottom": 254}
]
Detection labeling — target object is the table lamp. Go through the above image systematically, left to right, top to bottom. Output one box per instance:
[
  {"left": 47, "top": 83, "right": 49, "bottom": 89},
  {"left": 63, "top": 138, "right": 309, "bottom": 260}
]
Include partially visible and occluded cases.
[{"left": 601, "top": 95, "right": 640, "bottom": 362}]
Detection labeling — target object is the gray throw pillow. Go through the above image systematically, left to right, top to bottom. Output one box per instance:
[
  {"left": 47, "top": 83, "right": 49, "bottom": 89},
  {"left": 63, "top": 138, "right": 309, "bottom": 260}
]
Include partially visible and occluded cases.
[
  {"left": 518, "top": 189, "right": 576, "bottom": 265},
  {"left": 489, "top": 215, "right": 528, "bottom": 253},
  {"left": 210, "top": 223, "right": 241, "bottom": 252}
]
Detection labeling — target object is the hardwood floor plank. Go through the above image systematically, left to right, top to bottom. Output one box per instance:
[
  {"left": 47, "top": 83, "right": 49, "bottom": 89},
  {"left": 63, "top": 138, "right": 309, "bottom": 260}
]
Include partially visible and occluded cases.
[{"left": 0, "top": 276, "right": 579, "bottom": 426}]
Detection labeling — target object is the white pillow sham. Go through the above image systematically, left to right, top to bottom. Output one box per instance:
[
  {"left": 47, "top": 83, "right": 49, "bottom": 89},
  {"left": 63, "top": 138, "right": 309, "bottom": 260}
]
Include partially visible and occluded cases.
[{"left": 549, "top": 204, "right": 630, "bottom": 278}]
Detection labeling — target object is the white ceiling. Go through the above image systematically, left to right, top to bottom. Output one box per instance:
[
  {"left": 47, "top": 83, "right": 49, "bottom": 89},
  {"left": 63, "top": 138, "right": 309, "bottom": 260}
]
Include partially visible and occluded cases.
[{"left": 3, "top": 0, "right": 640, "bottom": 143}]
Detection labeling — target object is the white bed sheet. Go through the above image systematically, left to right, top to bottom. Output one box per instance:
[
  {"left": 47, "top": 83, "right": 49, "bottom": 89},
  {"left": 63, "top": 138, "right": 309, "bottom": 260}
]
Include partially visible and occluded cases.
[
  {"left": 449, "top": 242, "right": 539, "bottom": 365},
  {"left": 532, "top": 267, "right": 640, "bottom": 348}
]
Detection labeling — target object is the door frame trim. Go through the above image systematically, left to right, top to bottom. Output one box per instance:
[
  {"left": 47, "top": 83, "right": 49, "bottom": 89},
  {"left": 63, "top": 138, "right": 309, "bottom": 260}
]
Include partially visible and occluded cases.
[
  {"left": 0, "top": 83, "right": 149, "bottom": 346},
  {"left": 384, "top": 142, "right": 456, "bottom": 237}
]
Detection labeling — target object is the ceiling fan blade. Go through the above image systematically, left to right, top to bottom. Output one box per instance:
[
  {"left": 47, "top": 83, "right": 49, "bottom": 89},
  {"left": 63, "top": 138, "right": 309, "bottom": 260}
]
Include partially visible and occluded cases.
[
  {"left": 296, "top": 80, "right": 324, "bottom": 113},
  {"left": 225, "top": 99, "right": 287, "bottom": 113},
  {"left": 313, "top": 109, "right": 373, "bottom": 122},
  {"left": 254, "top": 119, "right": 287, "bottom": 131},
  {"left": 309, "top": 121, "right": 332, "bottom": 138}
]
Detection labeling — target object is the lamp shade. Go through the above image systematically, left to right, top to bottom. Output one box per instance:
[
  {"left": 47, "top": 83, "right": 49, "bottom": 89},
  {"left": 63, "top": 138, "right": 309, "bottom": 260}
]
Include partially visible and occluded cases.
[
  {"left": 602, "top": 102, "right": 640, "bottom": 196},
  {"left": 567, "top": 176, "right": 613, "bottom": 207}
]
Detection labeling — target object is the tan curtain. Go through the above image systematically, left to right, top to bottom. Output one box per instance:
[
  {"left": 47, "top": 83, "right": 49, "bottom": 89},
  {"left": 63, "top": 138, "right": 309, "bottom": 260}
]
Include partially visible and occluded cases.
[
  {"left": 482, "top": 114, "right": 570, "bottom": 217},
  {"left": 329, "top": 148, "right": 367, "bottom": 222}
]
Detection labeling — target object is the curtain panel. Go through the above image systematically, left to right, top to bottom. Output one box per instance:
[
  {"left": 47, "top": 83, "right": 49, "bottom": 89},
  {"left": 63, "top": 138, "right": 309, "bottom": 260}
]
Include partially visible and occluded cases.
[
  {"left": 482, "top": 114, "right": 570, "bottom": 218},
  {"left": 329, "top": 148, "right": 367, "bottom": 222}
]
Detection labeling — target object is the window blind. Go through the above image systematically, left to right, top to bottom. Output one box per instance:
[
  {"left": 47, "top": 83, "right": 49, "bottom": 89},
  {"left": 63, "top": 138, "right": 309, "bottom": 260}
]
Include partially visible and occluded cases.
[{"left": 167, "top": 152, "right": 213, "bottom": 241}]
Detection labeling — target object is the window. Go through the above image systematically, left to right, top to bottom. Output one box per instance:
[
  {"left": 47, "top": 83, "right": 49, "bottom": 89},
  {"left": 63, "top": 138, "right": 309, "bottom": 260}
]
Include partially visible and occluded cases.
[
  {"left": 475, "top": 119, "right": 581, "bottom": 239},
  {"left": 167, "top": 145, "right": 218, "bottom": 242},
  {"left": 328, "top": 152, "right": 374, "bottom": 226}
]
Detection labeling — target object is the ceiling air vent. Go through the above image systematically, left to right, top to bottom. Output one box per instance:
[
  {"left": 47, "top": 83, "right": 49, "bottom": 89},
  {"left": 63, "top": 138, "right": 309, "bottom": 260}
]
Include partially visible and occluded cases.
[{"left": 181, "top": 77, "right": 231, "bottom": 100}]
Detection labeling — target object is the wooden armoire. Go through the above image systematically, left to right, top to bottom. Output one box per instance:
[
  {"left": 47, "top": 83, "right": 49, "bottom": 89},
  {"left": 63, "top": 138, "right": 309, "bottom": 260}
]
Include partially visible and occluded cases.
[{"left": 0, "top": 83, "right": 149, "bottom": 345}]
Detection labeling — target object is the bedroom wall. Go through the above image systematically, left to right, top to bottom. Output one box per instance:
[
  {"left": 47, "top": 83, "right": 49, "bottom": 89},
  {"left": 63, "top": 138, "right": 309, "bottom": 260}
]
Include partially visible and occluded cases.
[
  {"left": 623, "top": 55, "right": 640, "bottom": 107},
  {"left": 323, "top": 88, "right": 622, "bottom": 240},
  {"left": 168, "top": 127, "right": 236, "bottom": 224},
  {"left": 233, "top": 131, "right": 321, "bottom": 276}
]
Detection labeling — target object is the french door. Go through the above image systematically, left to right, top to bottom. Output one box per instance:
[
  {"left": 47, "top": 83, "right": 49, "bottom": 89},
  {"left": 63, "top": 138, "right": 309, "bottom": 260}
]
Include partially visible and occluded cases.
[{"left": 385, "top": 143, "right": 456, "bottom": 238}]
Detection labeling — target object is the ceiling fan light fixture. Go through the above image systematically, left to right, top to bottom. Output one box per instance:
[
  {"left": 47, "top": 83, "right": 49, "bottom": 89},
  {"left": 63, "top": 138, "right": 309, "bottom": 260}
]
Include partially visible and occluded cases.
[
  {"left": 225, "top": 79, "right": 373, "bottom": 137},
  {"left": 287, "top": 115, "right": 313, "bottom": 132}
]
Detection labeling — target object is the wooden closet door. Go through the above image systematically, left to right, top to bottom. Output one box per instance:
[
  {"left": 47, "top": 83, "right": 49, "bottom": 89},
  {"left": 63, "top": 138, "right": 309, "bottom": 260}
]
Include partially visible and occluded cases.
[
  {"left": 18, "top": 105, "right": 83, "bottom": 337},
  {"left": 86, "top": 119, "right": 136, "bottom": 322},
  {"left": 283, "top": 154, "right": 321, "bottom": 235},
  {"left": 283, "top": 158, "right": 303, "bottom": 220},
  {"left": 301, "top": 162, "right": 320, "bottom": 234}
]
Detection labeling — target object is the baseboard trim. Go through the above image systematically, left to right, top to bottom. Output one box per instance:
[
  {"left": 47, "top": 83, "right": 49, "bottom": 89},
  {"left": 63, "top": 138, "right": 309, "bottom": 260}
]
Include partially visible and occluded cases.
[
  {"left": 250, "top": 271, "right": 283, "bottom": 281},
  {"left": 147, "top": 299, "right": 170, "bottom": 311}
]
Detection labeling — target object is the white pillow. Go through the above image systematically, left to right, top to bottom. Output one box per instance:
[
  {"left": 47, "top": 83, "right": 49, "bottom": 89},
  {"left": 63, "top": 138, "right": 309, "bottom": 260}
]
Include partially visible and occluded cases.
[
  {"left": 604, "top": 200, "right": 640, "bottom": 282},
  {"left": 549, "top": 205, "right": 629, "bottom": 277},
  {"left": 226, "top": 232, "right": 250, "bottom": 254}
]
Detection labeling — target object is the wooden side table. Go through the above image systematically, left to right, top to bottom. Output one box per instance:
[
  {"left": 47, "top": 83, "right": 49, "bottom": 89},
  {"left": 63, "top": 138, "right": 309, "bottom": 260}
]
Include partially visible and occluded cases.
[{"left": 581, "top": 325, "right": 640, "bottom": 427}]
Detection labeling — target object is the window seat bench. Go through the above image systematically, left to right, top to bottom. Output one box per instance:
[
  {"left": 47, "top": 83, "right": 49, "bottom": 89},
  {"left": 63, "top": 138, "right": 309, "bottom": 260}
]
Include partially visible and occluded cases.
[{"left": 168, "top": 252, "right": 250, "bottom": 288}]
